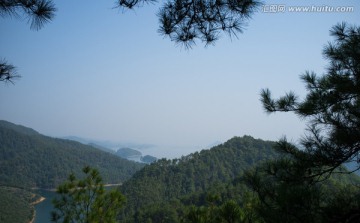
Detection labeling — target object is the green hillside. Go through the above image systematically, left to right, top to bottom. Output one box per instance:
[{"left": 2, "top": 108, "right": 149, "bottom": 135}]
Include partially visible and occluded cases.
[
  {"left": 0, "top": 120, "right": 145, "bottom": 189},
  {"left": 0, "top": 120, "right": 39, "bottom": 136},
  {"left": 119, "top": 136, "right": 279, "bottom": 221},
  {"left": 119, "top": 136, "right": 360, "bottom": 222},
  {"left": 0, "top": 186, "right": 36, "bottom": 223}
]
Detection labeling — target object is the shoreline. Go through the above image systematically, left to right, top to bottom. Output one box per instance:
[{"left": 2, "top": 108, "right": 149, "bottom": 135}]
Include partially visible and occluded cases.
[
  {"left": 32, "top": 183, "right": 122, "bottom": 191},
  {"left": 31, "top": 187, "right": 56, "bottom": 192},
  {"left": 29, "top": 196, "right": 46, "bottom": 223},
  {"left": 31, "top": 196, "right": 46, "bottom": 205},
  {"left": 28, "top": 209, "right": 36, "bottom": 223}
]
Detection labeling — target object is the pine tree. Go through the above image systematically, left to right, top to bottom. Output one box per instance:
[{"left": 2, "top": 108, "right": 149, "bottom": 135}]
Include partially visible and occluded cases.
[
  {"left": 0, "top": 0, "right": 56, "bottom": 83},
  {"left": 117, "top": 0, "right": 260, "bottom": 48},
  {"left": 261, "top": 22, "right": 360, "bottom": 179},
  {"left": 244, "top": 23, "right": 360, "bottom": 223},
  {"left": 51, "top": 166, "right": 125, "bottom": 223}
]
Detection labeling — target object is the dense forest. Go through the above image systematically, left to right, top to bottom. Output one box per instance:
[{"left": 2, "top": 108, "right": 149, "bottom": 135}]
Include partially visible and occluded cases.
[
  {"left": 1, "top": 1, "right": 358, "bottom": 222},
  {"left": 0, "top": 120, "right": 145, "bottom": 189},
  {"left": 0, "top": 120, "right": 148, "bottom": 223},
  {"left": 1, "top": 121, "right": 359, "bottom": 222},
  {"left": 118, "top": 136, "right": 360, "bottom": 222},
  {"left": 119, "top": 136, "right": 279, "bottom": 222},
  {"left": 0, "top": 186, "right": 38, "bottom": 223}
]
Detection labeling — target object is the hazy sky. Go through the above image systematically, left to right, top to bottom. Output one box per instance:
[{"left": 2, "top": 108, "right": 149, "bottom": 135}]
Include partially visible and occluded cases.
[{"left": 1, "top": 0, "right": 359, "bottom": 157}]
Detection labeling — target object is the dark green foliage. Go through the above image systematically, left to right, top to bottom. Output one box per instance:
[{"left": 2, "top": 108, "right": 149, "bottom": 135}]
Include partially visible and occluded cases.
[
  {"left": 260, "top": 22, "right": 360, "bottom": 178},
  {"left": 248, "top": 23, "right": 360, "bottom": 223},
  {"left": 0, "top": 120, "right": 145, "bottom": 189},
  {"left": 0, "top": 120, "right": 39, "bottom": 135},
  {"left": 118, "top": 134, "right": 360, "bottom": 222},
  {"left": 119, "top": 136, "right": 278, "bottom": 221},
  {"left": 243, "top": 158, "right": 360, "bottom": 223},
  {"left": 244, "top": 165, "right": 324, "bottom": 223},
  {"left": 52, "top": 166, "right": 126, "bottom": 223},
  {"left": 181, "top": 181, "right": 264, "bottom": 223},
  {"left": 322, "top": 183, "right": 360, "bottom": 222},
  {"left": 0, "top": 186, "right": 36, "bottom": 223},
  {"left": 184, "top": 200, "right": 245, "bottom": 223},
  {"left": 219, "top": 200, "right": 244, "bottom": 223},
  {"left": 134, "top": 203, "right": 180, "bottom": 223},
  {"left": 185, "top": 206, "right": 208, "bottom": 223}
]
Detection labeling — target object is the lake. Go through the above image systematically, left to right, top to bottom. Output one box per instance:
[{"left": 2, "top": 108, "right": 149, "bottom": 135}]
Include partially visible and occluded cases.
[{"left": 33, "top": 190, "right": 57, "bottom": 223}]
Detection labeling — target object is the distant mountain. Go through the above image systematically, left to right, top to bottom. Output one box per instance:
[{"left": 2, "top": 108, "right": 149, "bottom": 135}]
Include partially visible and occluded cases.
[
  {"left": 0, "top": 120, "right": 145, "bottom": 189},
  {"left": 62, "top": 136, "right": 117, "bottom": 151},
  {"left": 63, "top": 136, "right": 156, "bottom": 152},
  {"left": 119, "top": 136, "right": 360, "bottom": 222},
  {"left": 88, "top": 142, "right": 115, "bottom": 154},
  {"left": 116, "top": 147, "right": 142, "bottom": 158},
  {"left": 115, "top": 148, "right": 157, "bottom": 164},
  {"left": 141, "top": 155, "right": 157, "bottom": 163}
]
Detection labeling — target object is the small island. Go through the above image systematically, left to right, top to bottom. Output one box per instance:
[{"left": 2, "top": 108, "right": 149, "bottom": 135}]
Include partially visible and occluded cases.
[{"left": 115, "top": 148, "right": 157, "bottom": 164}]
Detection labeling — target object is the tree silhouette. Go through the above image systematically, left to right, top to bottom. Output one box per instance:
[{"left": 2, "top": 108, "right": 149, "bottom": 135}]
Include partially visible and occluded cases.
[
  {"left": 0, "top": 0, "right": 56, "bottom": 83},
  {"left": 0, "top": 0, "right": 56, "bottom": 30},
  {"left": 1, "top": 0, "right": 260, "bottom": 84},
  {"left": 117, "top": 0, "right": 260, "bottom": 48},
  {"left": 245, "top": 22, "right": 360, "bottom": 223},
  {"left": 260, "top": 22, "right": 360, "bottom": 179},
  {"left": 0, "top": 59, "right": 20, "bottom": 84}
]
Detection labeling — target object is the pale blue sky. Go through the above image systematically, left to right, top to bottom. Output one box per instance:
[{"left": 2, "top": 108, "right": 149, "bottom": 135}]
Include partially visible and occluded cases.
[{"left": 1, "top": 0, "right": 359, "bottom": 157}]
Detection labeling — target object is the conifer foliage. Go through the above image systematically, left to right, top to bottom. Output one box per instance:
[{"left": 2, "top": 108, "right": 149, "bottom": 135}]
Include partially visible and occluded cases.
[
  {"left": 0, "top": 0, "right": 56, "bottom": 83},
  {"left": 0, "top": 0, "right": 56, "bottom": 30},
  {"left": 118, "top": 0, "right": 260, "bottom": 47},
  {"left": 261, "top": 22, "right": 360, "bottom": 178},
  {"left": 245, "top": 23, "right": 360, "bottom": 223},
  {"left": 51, "top": 166, "right": 125, "bottom": 223}
]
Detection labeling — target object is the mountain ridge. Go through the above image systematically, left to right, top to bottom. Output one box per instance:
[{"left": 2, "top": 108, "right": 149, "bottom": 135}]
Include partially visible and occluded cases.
[
  {"left": 0, "top": 120, "right": 145, "bottom": 189},
  {"left": 0, "top": 120, "right": 39, "bottom": 136},
  {"left": 119, "top": 136, "right": 279, "bottom": 220}
]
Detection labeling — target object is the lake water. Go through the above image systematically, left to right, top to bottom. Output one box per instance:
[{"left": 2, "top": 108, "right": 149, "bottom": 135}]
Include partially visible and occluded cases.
[{"left": 33, "top": 190, "right": 57, "bottom": 223}]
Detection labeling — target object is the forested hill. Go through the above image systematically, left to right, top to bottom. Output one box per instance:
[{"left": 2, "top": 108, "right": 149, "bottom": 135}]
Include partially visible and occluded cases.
[
  {"left": 0, "top": 120, "right": 145, "bottom": 189},
  {"left": 0, "top": 120, "right": 39, "bottom": 136},
  {"left": 120, "top": 136, "right": 278, "bottom": 220}
]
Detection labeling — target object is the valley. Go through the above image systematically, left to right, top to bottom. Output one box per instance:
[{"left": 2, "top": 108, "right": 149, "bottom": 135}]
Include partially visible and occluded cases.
[{"left": 1, "top": 120, "right": 359, "bottom": 223}]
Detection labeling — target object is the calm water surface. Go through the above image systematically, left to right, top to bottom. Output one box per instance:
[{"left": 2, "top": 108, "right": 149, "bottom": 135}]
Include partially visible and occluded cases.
[{"left": 34, "top": 190, "right": 57, "bottom": 223}]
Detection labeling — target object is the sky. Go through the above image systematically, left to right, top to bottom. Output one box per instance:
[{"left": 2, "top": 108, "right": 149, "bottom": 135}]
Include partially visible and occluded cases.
[{"left": 1, "top": 0, "right": 359, "bottom": 158}]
